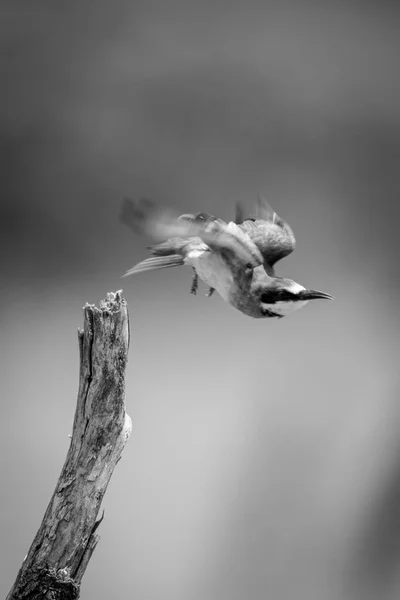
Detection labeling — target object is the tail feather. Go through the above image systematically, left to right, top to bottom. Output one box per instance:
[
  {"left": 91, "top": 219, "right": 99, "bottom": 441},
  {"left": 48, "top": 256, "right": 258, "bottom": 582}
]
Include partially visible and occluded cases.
[
  {"left": 148, "top": 238, "right": 190, "bottom": 256},
  {"left": 122, "top": 254, "right": 184, "bottom": 277}
]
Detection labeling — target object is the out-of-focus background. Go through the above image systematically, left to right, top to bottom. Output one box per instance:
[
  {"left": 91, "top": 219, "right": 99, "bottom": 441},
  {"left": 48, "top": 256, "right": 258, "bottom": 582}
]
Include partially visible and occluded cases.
[{"left": 1, "top": 1, "right": 400, "bottom": 599}]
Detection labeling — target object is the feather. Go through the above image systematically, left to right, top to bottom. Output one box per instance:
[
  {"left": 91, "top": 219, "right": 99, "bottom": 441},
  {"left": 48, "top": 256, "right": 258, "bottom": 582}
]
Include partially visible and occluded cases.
[
  {"left": 255, "top": 193, "right": 281, "bottom": 224},
  {"left": 236, "top": 195, "right": 296, "bottom": 268},
  {"left": 120, "top": 198, "right": 262, "bottom": 268},
  {"left": 235, "top": 203, "right": 245, "bottom": 224},
  {"left": 178, "top": 212, "right": 217, "bottom": 224},
  {"left": 148, "top": 238, "right": 191, "bottom": 256},
  {"left": 122, "top": 255, "right": 184, "bottom": 277}
]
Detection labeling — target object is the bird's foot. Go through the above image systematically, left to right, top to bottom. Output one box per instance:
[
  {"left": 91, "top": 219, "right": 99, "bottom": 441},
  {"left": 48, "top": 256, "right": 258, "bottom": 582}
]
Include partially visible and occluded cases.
[
  {"left": 190, "top": 270, "right": 198, "bottom": 295},
  {"left": 205, "top": 287, "right": 215, "bottom": 297}
]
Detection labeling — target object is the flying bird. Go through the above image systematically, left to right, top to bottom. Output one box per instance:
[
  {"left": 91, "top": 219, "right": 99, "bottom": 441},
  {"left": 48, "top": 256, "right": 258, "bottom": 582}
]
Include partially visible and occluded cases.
[{"left": 120, "top": 196, "right": 333, "bottom": 319}]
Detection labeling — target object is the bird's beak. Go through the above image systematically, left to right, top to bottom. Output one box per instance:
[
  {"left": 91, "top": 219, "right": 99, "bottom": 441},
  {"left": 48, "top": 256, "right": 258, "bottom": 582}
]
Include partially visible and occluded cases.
[{"left": 300, "top": 289, "right": 335, "bottom": 301}]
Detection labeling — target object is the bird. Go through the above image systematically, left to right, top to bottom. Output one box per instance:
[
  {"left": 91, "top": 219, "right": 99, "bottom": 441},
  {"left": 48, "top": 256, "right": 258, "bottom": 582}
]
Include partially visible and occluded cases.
[{"left": 120, "top": 196, "right": 333, "bottom": 319}]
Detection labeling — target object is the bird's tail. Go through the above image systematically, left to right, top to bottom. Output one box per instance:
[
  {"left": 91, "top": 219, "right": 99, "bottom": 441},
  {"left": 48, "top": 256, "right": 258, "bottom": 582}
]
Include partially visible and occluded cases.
[{"left": 122, "top": 254, "right": 184, "bottom": 277}]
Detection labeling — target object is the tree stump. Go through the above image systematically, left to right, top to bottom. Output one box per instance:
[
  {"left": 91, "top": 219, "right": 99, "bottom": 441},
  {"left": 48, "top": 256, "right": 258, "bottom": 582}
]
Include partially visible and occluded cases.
[{"left": 6, "top": 291, "right": 132, "bottom": 600}]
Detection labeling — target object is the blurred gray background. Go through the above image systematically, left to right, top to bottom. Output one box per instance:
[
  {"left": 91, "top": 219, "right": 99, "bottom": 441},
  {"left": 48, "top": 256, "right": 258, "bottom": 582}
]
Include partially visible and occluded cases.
[{"left": 1, "top": 1, "right": 400, "bottom": 599}]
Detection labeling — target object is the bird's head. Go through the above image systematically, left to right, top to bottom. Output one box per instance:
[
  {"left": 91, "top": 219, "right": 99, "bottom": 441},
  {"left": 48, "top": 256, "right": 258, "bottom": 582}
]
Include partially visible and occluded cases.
[{"left": 257, "top": 277, "right": 334, "bottom": 318}]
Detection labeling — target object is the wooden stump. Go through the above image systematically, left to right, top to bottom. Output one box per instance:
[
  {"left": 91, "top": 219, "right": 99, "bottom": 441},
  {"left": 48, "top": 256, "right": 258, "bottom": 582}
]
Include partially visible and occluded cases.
[{"left": 6, "top": 291, "right": 132, "bottom": 600}]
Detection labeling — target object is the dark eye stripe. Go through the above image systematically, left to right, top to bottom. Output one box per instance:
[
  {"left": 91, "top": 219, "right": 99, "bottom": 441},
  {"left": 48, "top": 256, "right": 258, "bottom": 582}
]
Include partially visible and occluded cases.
[{"left": 261, "top": 290, "right": 294, "bottom": 303}]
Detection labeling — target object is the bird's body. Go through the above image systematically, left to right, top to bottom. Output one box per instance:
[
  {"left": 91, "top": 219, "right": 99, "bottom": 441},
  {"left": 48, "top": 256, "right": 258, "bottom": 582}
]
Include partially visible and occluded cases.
[
  {"left": 120, "top": 197, "right": 333, "bottom": 319},
  {"left": 185, "top": 244, "right": 233, "bottom": 302}
]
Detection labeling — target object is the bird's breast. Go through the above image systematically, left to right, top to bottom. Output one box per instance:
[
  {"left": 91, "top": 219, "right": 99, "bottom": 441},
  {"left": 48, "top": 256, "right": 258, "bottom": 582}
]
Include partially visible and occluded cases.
[{"left": 185, "top": 248, "right": 233, "bottom": 301}]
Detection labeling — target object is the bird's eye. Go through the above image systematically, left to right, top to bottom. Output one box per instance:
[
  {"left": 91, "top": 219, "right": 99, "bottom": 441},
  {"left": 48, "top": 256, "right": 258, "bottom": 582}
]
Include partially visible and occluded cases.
[
  {"left": 245, "top": 263, "right": 253, "bottom": 270},
  {"left": 281, "top": 291, "right": 294, "bottom": 301},
  {"left": 260, "top": 292, "right": 273, "bottom": 303}
]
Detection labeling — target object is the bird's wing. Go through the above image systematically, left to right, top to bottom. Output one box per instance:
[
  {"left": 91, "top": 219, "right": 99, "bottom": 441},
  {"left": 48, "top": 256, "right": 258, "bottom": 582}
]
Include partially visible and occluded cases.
[
  {"left": 236, "top": 195, "right": 296, "bottom": 268},
  {"left": 120, "top": 198, "right": 263, "bottom": 269},
  {"left": 178, "top": 211, "right": 218, "bottom": 226}
]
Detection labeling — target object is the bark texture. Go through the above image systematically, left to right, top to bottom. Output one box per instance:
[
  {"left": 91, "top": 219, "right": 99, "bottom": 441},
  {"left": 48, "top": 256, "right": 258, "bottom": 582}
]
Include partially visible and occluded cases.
[{"left": 7, "top": 290, "right": 132, "bottom": 600}]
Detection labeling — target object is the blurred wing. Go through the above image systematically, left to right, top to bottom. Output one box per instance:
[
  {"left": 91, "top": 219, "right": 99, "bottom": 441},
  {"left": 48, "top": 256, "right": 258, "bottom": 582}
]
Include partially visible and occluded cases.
[
  {"left": 236, "top": 195, "right": 296, "bottom": 268},
  {"left": 120, "top": 198, "right": 263, "bottom": 268},
  {"left": 178, "top": 211, "right": 218, "bottom": 226}
]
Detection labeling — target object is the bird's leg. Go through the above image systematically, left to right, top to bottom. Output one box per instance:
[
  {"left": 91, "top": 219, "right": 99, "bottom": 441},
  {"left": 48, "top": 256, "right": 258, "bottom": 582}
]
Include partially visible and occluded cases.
[
  {"left": 190, "top": 268, "right": 198, "bottom": 295},
  {"left": 205, "top": 287, "right": 215, "bottom": 297}
]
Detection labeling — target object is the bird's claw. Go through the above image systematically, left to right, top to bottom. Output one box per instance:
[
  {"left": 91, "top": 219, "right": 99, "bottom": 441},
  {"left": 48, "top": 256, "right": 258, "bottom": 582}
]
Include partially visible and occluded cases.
[
  {"left": 190, "top": 270, "right": 198, "bottom": 295},
  {"left": 205, "top": 287, "right": 215, "bottom": 297}
]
